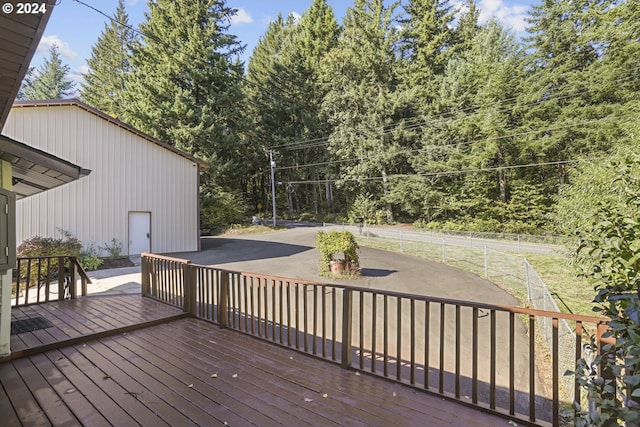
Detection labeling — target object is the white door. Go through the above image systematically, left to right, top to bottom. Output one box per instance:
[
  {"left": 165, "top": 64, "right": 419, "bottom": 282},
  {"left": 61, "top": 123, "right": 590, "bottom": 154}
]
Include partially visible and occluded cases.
[{"left": 128, "top": 212, "right": 151, "bottom": 255}]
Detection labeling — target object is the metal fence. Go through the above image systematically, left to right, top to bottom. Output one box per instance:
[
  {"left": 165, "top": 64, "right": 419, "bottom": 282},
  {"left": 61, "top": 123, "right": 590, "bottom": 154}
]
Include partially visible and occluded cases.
[{"left": 322, "top": 223, "right": 581, "bottom": 403}]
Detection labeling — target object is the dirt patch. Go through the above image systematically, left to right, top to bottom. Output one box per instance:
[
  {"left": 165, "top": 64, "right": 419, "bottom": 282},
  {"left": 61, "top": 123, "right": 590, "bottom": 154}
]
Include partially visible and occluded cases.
[{"left": 97, "top": 257, "right": 134, "bottom": 270}]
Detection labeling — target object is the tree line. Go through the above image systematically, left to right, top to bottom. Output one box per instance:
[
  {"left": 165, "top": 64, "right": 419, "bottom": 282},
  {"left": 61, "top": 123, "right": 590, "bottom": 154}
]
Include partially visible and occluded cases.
[{"left": 19, "top": 0, "right": 640, "bottom": 234}]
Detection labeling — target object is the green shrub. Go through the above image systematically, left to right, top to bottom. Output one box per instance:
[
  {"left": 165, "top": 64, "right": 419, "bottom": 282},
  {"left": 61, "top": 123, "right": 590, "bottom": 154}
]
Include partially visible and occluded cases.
[
  {"left": 571, "top": 157, "right": 640, "bottom": 425},
  {"left": 201, "top": 186, "right": 249, "bottom": 232},
  {"left": 348, "top": 194, "right": 379, "bottom": 224},
  {"left": 298, "top": 212, "right": 317, "bottom": 222},
  {"left": 17, "top": 230, "right": 102, "bottom": 272},
  {"left": 316, "top": 231, "right": 359, "bottom": 275},
  {"left": 18, "top": 235, "right": 82, "bottom": 258},
  {"left": 100, "top": 238, "right": 123, "bottom": 259},
  {"left": 80, "top": 243, "right": 103, "bottom": 271}
]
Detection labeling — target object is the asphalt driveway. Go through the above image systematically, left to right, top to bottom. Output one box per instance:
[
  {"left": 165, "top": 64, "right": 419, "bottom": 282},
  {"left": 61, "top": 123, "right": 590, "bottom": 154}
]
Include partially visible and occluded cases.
[
  {"left": 175, "top": 227, "right": 550, "bottom": 419},
  {"left": 177, "top": 227, "right": 519, "bottom": 306}
]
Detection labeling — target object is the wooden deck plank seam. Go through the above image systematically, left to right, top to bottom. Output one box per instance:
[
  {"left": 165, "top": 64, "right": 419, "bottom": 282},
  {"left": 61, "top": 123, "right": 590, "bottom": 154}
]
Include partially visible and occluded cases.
[
  {"left": 2, "top": 312, "right": 189, "bottom": 362},
  {"left": 145, "top": 319, "right": 448, "bottom": 426},
  {"left": 116, "top": 327, "right": 336, "bottom": 427}
]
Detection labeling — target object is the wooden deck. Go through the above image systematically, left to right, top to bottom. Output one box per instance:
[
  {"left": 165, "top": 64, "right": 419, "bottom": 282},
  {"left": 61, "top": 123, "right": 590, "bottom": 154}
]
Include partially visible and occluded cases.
[
  {"left": 7, "top": 294, "right": 187, "bottom": 359},
  {"left": 2, "top": 296, "right": 509, "bottom": 426}
]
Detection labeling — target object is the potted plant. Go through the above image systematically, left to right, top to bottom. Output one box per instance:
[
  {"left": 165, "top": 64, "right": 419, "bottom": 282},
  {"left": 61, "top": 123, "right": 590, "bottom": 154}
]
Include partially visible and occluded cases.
[{"left": 316, "top": 231, "right": 360, "bottom": 277}]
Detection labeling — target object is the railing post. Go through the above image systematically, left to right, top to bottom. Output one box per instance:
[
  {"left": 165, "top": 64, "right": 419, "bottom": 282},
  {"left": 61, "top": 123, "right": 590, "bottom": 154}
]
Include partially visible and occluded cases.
[
  {"left": 141, "top": 253, "right": 149, "bottom": 297},
  {"left": 57, "top": 256, "right": 65, "bottom": 299},
  {"left": 69, "top": 257, "right": 77, "bottom": 299},
  {"left": 150, "top": 258, "right": 158, "bottom": 298},
  {"left": 183, "top": 262, "right": 196, "bottom": 316},
  {"left": 80, "top": 263, "right": 87, "bottom": 297},
  {"left": 219, "top": 271, "right": 229, "bottom": 328},
  {"left": 341, "top": 288, "right": 353, "bottom": 369},
  {"left": 597, "top": 323, "right": 616, "bottom": 403}
]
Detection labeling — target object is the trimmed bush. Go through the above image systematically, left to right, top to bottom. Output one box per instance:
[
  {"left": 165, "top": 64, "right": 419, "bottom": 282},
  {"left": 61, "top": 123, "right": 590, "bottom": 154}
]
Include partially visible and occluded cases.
[{"left": 316, "top": 231, "right": 359, "bottom": 276}]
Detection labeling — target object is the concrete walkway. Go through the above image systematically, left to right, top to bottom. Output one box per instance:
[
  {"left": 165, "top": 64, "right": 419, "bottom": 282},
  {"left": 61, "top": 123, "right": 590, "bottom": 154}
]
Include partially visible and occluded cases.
[{"left": 85, "top": 266, "right": 141, "bottom": 296}]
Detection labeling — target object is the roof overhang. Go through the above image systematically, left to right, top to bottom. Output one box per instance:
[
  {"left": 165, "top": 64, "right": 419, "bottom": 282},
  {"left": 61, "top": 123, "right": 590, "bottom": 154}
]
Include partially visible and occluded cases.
[
  {"left": 0, "top": 0, "right": 57, "bottom": 130},
  {"left": 0, "top": 134, "right": 90, "bottom": 199}
]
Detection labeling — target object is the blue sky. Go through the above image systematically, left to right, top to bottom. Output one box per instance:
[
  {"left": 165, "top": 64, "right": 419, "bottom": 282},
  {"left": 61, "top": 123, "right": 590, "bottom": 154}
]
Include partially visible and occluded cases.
[{"left": 31, "top": 0, "right": 536, "bottom": 90}]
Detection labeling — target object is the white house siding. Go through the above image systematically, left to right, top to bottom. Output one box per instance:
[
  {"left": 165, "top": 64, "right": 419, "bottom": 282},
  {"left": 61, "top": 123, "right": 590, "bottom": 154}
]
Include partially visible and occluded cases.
[{"left": 3, "top": 103, "right": 200, "bottom": 255}]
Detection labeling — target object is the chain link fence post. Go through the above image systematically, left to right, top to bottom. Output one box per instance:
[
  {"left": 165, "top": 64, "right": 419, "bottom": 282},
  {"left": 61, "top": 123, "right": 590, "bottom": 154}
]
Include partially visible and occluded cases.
[
  {"left": 442, "top": 237, "right": 446, "bottom": 263},
  {"left": 484, "top": 246, "right": 488, "bottom": 278},
  {"left": 525, "top": 258, "right": 531, "bottom": 303}
]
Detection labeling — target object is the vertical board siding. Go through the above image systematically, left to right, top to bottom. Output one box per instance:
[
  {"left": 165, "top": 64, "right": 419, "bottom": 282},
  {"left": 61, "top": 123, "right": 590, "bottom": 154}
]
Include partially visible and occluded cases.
[{"left": 5, "top": 105, "right": 199, "bottom": 254}]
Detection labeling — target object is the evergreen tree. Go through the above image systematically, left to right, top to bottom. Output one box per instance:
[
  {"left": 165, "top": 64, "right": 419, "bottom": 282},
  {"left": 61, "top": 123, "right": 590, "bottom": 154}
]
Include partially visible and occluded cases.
[
  {"left": 81, "top": 0, "right": 135, "bottom": 116},
  {"left": 122, "top": 0, "right": 246, "bottom": 183},
  {"left": 270, "top": 0, "right": 339, "bottom": 216},
  {"left": 322, "top": 0, "right": 412, "bottom": 223},
  {"left": 399, "top": 0, "right": 456, "bottom": 111},
  {"left": 454, "top": 0, "right": 481, "bottom": 52},
  {"left": 519, "top": 0, "right": 612, "bottom": 187},
  {"left": 246, "top": 1, "right": 339, "bottom": 217},
  {"left": 246, "top": 13, "right": 298, "bottom": 150},
  {"left": 244, "top": 14, "right": 297, "bottom": 214},
  {"left": 410, "top": 21, "right": 528, "bottom": 229},
  {"left": 21, "top": 45, "right": 75, "bottom": 100},
  {"left": 16, "top": 67, "right": 34, "bottom": 100}
]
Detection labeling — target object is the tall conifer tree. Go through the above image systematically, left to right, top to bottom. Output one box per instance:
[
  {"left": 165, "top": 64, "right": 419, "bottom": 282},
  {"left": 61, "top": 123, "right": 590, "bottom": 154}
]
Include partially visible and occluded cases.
[
  {"left": 81, "top": 0, "right": 135, "bottom": 116},
  {"left": 122, "top": 0, "right": 245, "bottom": 185},
  {"left": 322, "top": 0, "right": 412, "bottom": 223},
  {"left": 400, "top": 0, "right": 456, "bottom": 111},
  {"left": 520, "top": 0, "right": 608, "bottom": 186},
  {"left": 246, "top": 1, "right": 339, "bottom": 216},
  {"left": 20, "top": 45, "right": 75, "bottom": 100}
]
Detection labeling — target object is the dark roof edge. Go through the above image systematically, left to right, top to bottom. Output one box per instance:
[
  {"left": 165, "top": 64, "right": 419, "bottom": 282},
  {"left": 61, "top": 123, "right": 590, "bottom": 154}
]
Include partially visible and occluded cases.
[
  {"left": 0, "top": 0, "right": 57, "bottom": 130},
  {"left": 12, "top": 99, "right": 209, "bottom": 169},
  {"left": 0, "top": 134, "right": 88, "bottom": 179}
]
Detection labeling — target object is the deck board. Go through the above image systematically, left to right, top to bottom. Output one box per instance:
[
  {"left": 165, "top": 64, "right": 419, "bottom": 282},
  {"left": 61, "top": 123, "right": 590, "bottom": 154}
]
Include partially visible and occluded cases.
[
  {"left": 7, "top": 295, "right": 186, "bottom": 358},
  {"left": 1, "top": 296, "right": 512, "bottom": 426}
]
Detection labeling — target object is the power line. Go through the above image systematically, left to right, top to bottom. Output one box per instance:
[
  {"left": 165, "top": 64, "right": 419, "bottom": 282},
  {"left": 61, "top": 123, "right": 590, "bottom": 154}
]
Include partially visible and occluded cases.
[
  {"left": 70, "top": 0, "right": 293, "bottom": 104},
  {"left": 268, "top": 65, "right": 640, "bottom": 152},
  {"left": 274, "top": 111, "right": 638, "bottom": 172},
  {"left": 284, "top": 160, "right": 580, "bottom": 185}
]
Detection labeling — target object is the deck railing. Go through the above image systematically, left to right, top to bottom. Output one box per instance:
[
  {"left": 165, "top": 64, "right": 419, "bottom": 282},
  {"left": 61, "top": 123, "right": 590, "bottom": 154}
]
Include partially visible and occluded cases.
[
  {"left": 141, "top": 253, "right": 608, "bottom": 427},
  {"left": 12, "top": 256, "right": 92, "bottom": 307}
]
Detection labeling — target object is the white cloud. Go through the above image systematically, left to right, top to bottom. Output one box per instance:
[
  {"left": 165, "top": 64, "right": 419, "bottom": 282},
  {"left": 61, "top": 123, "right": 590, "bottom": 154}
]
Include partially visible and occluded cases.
[
  {"left": 478, "top": 0, "right": 530, "bottom": 33},
  {"left": 231, "top": 8, "right": 253, "bottom": 25},
  {"left": 289, "top": 11, "right": 301, "bottom": 23},
  {"left": 37, "top": 35, "right": 78, "bottom": 60},
  {"left": 76, "top": 65, "right": 90, "bottom": 76},
  {"left": 65, "top": 66, "right": 88, "bottom": 98}
]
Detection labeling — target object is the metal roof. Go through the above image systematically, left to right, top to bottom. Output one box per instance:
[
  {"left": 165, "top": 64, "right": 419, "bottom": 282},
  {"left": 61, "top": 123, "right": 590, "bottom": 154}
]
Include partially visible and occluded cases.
[
  {"left": 12, "top": 100, "right": 209, "bottom": 169},
  {"left": 0, "top": 134, "right": 90, "bottom": 199}
]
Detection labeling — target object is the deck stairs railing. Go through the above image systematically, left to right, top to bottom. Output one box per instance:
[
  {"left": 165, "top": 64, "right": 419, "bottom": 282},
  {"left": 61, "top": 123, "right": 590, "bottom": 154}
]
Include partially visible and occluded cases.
[{"left": 12, "top": 256, "right": 91, "bottom": 307}]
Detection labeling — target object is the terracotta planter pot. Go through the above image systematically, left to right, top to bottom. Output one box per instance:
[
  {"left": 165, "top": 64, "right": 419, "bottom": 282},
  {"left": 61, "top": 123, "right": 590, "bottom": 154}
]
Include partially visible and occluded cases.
[{"left": 329, "top": 259, "right": 346, "bottom": 275}]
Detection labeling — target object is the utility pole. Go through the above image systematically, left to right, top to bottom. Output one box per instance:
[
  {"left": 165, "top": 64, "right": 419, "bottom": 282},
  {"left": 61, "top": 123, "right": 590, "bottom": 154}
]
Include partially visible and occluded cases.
[{"left": 269, "top": 150, "right": 277, "bottom": 227}]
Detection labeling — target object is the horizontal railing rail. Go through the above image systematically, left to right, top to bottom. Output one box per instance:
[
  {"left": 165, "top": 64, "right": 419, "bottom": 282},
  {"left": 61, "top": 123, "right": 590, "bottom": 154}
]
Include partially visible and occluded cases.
[
  {"left": 141, "top": 253, "right": 608, "bottom": 427},
  {"left": 12, "top": 256, "right": 92, "bottom": 307}
]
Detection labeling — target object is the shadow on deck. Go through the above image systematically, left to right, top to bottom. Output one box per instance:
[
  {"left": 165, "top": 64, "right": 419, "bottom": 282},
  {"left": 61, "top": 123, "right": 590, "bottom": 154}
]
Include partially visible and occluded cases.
[{"left": 1, "top": 295, "right": 506, "bottom": 426}]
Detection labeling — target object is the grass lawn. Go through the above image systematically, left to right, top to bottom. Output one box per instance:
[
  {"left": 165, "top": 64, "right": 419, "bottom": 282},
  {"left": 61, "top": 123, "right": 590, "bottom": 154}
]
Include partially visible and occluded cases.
[
  {"left": 218, "top": 224, "right": 287, "bottom": 235},
  {"left": 356, "top": 236, "right": 597, "bottom": 316}
]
